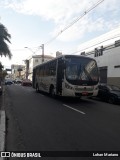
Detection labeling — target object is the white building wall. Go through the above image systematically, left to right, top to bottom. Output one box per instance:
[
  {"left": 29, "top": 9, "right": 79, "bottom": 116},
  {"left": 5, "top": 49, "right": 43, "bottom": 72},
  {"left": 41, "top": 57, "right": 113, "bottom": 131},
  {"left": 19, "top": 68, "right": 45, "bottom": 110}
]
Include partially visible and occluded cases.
[
  {"left": 84, "top": 44, "right": 120, "bottom": 86},
  {"left": 94, "top": 46, "right": 120, "bottom": 77},
  {"left": 104, "top": 47, "right": 120, "bottom": 77},
  {"left": 29, "top": 58, "right": 33, "bottom": 74},
  {"left": 33, "top": 58, "right": 42, "bottom": 68}
]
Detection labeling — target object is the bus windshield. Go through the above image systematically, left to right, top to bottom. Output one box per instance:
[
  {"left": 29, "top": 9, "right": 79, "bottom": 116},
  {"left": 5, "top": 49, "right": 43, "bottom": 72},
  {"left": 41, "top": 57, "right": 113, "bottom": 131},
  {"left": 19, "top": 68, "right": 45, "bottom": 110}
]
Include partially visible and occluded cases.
[{"left": 65, "top": 57, "right": 99, "bottom": 85}]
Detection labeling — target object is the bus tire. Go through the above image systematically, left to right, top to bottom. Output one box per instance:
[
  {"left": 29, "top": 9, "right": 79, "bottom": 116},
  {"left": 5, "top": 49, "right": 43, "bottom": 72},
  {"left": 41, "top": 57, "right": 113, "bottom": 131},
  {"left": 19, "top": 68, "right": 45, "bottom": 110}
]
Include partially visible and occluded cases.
[
  {"left": 36, "top": 84, "right": 39, "bottom": 93},
  {"left": 50, "top": 86, "right": 55, "bottom": 98},
  {"left": 108, "top": 96, "right": 116, "bottom": 104}
]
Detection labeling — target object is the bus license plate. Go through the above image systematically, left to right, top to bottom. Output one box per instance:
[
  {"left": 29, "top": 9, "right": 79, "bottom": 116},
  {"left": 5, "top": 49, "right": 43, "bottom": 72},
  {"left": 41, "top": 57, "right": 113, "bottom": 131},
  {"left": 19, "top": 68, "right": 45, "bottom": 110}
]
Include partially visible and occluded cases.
[{"left": 82, "top": 92, "right": 88, "bottom": 96}]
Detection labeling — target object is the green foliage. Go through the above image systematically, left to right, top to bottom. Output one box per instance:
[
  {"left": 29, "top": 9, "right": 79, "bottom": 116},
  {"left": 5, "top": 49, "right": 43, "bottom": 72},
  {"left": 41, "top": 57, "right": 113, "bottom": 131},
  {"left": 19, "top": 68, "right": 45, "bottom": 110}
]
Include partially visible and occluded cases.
[
  {"left": 0, "top": 23, "right": 12, "bottom": 59},
  {"left": 0, "top": 61, "right": 7, "bottom": 80},
  {"left": 0, "top": 62, "right": 3, "bottom": 71}
]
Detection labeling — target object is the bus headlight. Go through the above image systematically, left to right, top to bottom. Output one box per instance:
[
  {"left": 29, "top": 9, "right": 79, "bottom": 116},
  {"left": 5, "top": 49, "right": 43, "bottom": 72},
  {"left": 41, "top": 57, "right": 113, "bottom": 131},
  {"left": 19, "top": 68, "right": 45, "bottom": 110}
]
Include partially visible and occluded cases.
[
  {"left": 65, "top": 83, "right": 73, "bottom": 90},
  {"left": 94, "top": 86, "right": 98, "bottom": 90}
]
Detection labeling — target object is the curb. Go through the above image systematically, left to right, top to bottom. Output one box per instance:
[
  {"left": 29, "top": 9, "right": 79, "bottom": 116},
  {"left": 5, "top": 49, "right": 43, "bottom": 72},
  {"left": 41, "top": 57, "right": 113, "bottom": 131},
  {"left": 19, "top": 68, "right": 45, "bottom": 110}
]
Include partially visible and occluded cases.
[
  {"left": 0, "top": 85, "right": 6, "bottom": 160},
  {"left": 0, "top": 110, "right": 6, "bottom": 150},
  {"left": 0, "top": 111, "right": 6, "bottom": 160}
]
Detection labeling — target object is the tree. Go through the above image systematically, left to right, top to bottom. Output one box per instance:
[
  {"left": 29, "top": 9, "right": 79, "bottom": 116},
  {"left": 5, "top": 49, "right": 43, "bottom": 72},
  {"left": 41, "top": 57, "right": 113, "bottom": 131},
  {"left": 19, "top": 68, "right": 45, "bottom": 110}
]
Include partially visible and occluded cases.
[
  {"left": 0, "top": 23, "right": 12, "bottom": 59},
  {"left": 0, "top": 62, "right": 7, "bottom": 81},
  {"left": 0, "top": 62, "right": 3, "bottom": 71}
]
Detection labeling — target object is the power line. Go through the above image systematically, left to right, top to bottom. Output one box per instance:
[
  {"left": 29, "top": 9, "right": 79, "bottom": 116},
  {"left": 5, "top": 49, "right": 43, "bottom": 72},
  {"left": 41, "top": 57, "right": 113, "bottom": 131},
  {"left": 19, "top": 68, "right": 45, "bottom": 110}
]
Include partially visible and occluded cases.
[
  {"left": 10, "top": 0, "right": 105, "bottom": 54},
  {"left": 10, "top": 0, "right": 105, "bottom": 57},
  {"left": 45, "top": 0, "right": 105, "bottom": 45},
  {"left": 10, "top": 32, "right": 120, "bottom": 55},
  {"left": 70, "top": 34, "right": 120, "bottom": 55},
  {"left": 10, "top": 46, "right": 40, "bottom": 52}
]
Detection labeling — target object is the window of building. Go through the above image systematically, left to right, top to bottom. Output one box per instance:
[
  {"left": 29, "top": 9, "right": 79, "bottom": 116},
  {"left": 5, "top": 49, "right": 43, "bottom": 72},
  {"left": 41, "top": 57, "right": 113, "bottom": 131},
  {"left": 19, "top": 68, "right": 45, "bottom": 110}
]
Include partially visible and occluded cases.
[{"left": 94, "top": 47, "right": 103, "bottom": 57}]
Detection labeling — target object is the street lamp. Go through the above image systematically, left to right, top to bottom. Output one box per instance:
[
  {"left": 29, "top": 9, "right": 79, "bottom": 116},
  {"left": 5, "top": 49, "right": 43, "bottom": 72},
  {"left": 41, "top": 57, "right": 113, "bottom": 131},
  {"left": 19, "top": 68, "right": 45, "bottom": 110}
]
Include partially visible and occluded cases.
[
  {"left": 25, "top": 45, "right": 44, "bottom": 63},
  {"left": 24, "top": 47, "right": 36, "bottom": 55}
]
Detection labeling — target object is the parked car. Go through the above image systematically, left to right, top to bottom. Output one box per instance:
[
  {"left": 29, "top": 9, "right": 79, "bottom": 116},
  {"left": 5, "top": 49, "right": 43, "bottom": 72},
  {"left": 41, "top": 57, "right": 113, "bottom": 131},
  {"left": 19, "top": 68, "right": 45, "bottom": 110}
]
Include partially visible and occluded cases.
[
  {"left": 22, "top": 79, "right": 32, "bottom": 86},
  {"left": 5, "top": 80, "right": 13, "bottom": 85},
  {"left": 16, "top": 80, "right": 22, "bottom": 84},
  {"left": 97, "top": 84, "right": 120, "bottom": 104}
]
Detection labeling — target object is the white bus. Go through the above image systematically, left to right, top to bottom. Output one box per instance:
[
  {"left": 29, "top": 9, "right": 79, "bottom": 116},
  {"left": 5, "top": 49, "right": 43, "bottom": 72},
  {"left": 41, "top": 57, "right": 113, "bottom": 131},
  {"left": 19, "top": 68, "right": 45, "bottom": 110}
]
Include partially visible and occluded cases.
[{"left": 33, "top": 55, "right": 99, "bottom": 97}]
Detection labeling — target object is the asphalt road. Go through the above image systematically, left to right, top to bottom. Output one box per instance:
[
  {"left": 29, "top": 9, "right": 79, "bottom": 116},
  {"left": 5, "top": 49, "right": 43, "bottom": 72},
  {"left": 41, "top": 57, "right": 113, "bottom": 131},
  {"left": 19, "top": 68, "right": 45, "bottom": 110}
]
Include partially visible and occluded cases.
[{"left": 4, "top": 84, "right": 120, "bottom": 158}]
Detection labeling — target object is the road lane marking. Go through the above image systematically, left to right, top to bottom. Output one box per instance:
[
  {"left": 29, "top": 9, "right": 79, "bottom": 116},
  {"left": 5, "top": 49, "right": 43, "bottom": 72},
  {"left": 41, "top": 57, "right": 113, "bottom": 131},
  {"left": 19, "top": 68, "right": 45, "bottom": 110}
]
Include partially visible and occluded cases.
[
  {"left": 39, "top": 94, "right": 44, "bottom": 96},
  {"left": 63, "top": 104, "right": 86, "bottom": 115}
]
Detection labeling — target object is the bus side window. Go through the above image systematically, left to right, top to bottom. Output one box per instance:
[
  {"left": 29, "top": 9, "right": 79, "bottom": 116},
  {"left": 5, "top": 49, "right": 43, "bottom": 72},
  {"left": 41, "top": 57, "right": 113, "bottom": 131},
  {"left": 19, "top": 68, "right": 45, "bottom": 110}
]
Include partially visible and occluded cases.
[
  {"left": 49, "top": 61, "right": 56, "bottom": 76},
  {"left": 45, "top": 65, "right": 49, "bottom": 76},
  {"left": 50, "top": 68, "right": 56, "bottom": 76}
]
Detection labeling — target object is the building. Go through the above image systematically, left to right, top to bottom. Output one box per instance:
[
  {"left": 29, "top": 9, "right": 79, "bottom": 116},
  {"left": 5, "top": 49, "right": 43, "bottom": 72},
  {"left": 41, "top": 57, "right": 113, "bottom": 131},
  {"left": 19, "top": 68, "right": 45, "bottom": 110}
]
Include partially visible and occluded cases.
[
  {"left": 78, "top": 26, "right": 120, "bottom": 87},
  {"left": 80, "top": 40, "right": 120, "bottom": 87},
  {"left": 25, "top": 55, "right": 54, "bottom": 81},
  {"left": 11, "top": 64, "right": 25, "bottom": 80}
]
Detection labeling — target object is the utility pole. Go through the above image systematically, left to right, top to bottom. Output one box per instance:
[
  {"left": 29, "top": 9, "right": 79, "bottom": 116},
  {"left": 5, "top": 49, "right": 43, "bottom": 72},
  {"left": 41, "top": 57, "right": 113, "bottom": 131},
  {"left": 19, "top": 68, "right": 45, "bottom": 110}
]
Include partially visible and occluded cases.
[{"left": 41, "top": 44, "right": 44, "bottom": 63}]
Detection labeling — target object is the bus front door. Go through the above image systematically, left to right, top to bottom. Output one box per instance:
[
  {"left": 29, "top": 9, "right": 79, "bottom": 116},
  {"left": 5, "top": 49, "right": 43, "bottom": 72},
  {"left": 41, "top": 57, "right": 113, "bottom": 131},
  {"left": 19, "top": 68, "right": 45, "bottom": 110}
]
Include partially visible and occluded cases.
[{"left": 56, "top": 59, "right": 64, "bottom": 96}]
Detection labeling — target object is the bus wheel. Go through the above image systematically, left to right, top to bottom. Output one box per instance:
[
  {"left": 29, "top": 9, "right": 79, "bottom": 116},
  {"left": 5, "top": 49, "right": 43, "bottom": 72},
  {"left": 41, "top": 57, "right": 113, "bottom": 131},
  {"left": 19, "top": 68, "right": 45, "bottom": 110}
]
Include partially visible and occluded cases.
[
  {"left": 36, "top": 84, "right": 39, "bottom": 93},
  {"left": 50, "top": 86, "right": 55, "bottom": 98}
]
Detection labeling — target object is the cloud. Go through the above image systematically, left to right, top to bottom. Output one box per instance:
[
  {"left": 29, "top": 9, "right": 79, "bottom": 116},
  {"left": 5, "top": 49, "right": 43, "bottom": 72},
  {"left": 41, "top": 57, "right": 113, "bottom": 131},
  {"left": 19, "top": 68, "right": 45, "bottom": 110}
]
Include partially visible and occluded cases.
[
  {"left": 1, "top": 0, "right": 120, "bottom": 42},
  {"left": 2, "top": 0, "right": 91, "bottom": 23}
]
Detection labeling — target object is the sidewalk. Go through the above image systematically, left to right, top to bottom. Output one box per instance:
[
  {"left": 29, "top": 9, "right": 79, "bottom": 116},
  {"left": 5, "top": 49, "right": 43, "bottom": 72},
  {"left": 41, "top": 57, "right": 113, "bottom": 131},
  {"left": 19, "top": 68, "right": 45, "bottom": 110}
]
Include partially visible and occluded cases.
[{"left": 0, "top": 85, "right": 6, "bottom": 156}]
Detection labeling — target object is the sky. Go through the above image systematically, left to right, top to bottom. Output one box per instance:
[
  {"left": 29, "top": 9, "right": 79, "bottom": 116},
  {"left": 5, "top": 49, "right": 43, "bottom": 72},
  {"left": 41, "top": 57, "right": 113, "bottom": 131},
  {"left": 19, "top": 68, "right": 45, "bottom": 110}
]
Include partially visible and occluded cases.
[{"left": 0, "top": 0, "right": 120, "bottom": 69}]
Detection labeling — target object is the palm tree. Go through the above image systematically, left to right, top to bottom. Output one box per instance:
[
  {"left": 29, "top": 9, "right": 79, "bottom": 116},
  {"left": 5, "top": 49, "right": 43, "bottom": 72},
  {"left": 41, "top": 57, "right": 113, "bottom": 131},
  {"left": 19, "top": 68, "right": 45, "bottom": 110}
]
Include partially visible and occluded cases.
[
  {"left": 0, "top": 23, "right": 12, "bottom": 59},
  {"left": 0, "top": 62, "right": 3, "bottom": 71},
  {"left": 0, "top": 62, "right": 4, "bottom": 81}
]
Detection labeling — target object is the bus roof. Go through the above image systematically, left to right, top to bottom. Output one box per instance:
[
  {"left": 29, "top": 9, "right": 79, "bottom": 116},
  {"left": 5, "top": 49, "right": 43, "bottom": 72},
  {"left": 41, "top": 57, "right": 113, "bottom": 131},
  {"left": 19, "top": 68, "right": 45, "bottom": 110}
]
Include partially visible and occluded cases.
[{"left": 33, "top": 54, "right": 95, "bottom": 69}]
